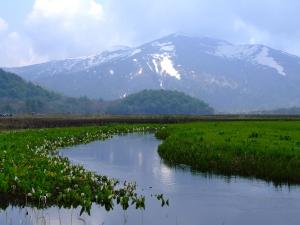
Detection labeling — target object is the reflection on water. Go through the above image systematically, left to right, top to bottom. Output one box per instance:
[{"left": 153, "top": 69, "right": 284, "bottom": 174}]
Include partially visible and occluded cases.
[
  {"left": 2, "top": 134, "right": 300, "bottom": 225},
  {"left": 1, "top": 205, "right": 140, "bottom": 225}
]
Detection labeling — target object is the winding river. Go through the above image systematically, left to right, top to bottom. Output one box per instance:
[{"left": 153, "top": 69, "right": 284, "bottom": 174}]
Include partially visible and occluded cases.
[{"left": 1, "top": 133, "right": 300, "bottom": 225}]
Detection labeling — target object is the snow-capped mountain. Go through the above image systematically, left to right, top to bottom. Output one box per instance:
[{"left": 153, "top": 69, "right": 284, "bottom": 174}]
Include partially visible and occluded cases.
[{"left": 5, "top": 34, "right": 300, "bottom": 112}]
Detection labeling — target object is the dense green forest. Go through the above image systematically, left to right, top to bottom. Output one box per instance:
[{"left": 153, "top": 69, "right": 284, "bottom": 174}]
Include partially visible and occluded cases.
[
  {"left": 0, "top": 69, "right": 104, "bottom": 114},
  {"left": 106, "top": 89, "right": 214, "bottom": 115}
]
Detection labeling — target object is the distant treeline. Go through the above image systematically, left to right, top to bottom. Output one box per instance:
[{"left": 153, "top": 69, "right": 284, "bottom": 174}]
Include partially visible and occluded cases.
[{"left": 0, "top": 69, "right": 105, "bottom": 114}]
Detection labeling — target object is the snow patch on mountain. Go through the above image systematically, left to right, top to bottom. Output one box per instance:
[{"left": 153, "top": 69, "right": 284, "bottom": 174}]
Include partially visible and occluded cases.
[
  {"left": 152, "top": 41, "right": 175, "bottom": 52},
  {"left": 152, "top": 41, "right": 172, "bottom": 47},
  {"left": 214, "top": 43, "right": 259, "bottom": 59},
  {"left": 214, "top": 44, "right": 286, "bottom": 76},
  {"left": 104, "top": 45, "right": 131, "bottom": 52},
  {"left": 161, "top": 45, "right": 175, "bottom": 52},
  {"left": 254, "top": 47, "right": 286, "bottom": 76},
  {"left": 44, "top": 48, "right": 144, "bottom": 76},
  {"left": 129, "top": 49, "right": 142, "bottom": 57},
  {"left": 100, "top": 51, "right": 129, "bottom": 62},
  {"left": 152, "top": 53, "right": 181, "bottom": 80},
  {"left": 160, "top": 55, "right": 180, "bottom": 79},
  {"left": 152, "top": 59, "right": 159, "bottom": 73},
  {"left": 146, "top": 62, "right": 153, "bottom": 72},
  {"left": 138, "top": 67, "right": 143, "bottom": 75},
  {"left": 202, "top": 74, "right": 238, "bottom": 89},
  {"left": 159, "top": 80, "right": 163, "bottom": 88},
  {"left": 121, "top": 93, "right": 127, "bottom": 98}
]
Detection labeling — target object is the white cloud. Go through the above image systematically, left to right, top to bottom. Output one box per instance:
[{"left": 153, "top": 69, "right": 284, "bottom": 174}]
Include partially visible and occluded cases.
[
  {"left": 0, "top": 0, "right": 133, "bottom": 67},
  {"left": 23, "top": 0, "right": 112, "bottom": 60},
  {"left": 27, "top": 0, "right": 103, "bottom": 22},
  {"left": 0, "top": 17, "right": 8, "bottom": 33},
  {"left": 0, "top": 18, "right": 40, "bottom": 67},
  {"left": 233, "top": 18, "right": 270, "bottom": 45},
  {"left": 0, "top": 31, "right": 45, "bottom": 67}
]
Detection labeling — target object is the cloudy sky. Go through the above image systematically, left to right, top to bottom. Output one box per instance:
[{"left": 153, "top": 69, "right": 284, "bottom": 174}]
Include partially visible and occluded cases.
[{"left": 0, "top": 0, "right": 299, "bottom": 67}]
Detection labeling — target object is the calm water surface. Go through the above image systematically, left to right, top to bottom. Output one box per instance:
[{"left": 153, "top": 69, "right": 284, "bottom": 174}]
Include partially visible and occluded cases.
[{"left": 1, "top": 133, "right": 300, "bottom": 225}]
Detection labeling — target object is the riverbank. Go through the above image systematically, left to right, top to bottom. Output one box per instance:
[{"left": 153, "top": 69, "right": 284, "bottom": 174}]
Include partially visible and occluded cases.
[
  {"left": 156, "top": 121, "right": 300, "bottom": 184},
  {"left": 0, "top": 125, "right": 162, "bottom": 213}
]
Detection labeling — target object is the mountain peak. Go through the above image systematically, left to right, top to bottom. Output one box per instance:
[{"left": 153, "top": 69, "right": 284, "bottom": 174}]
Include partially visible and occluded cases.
[
  {"left": 5, "top": 34, "right": 300, "bottom": 112},
  {"left": 103, "top": 45, "right": 131, "bottom": 53}
]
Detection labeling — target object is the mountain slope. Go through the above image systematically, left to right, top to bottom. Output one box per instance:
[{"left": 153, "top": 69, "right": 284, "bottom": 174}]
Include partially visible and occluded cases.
[
  {"left": 6, "top": 34, "right": 300, "bottom": 112},
  {"left": 0, "top": 69, "right": 104, "bottom": 114},
  {"left": 106, "top": 89, "right": 214, "bottom": 115}
]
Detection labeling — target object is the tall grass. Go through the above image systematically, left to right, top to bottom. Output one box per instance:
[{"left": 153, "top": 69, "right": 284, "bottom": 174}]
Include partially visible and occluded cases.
[{"left": 156, "top": 121, "right": 300, "bottom": 184}]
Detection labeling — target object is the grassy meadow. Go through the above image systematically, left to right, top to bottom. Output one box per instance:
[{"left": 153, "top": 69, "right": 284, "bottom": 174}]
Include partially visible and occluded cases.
[{"left": 156, "top": 121, "right": 300, "bottom": 184}]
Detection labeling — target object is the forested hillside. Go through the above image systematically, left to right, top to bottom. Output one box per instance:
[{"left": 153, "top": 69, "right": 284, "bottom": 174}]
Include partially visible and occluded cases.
[
  {"left": 0, "top": 69, "right": 104, "bottom": 114},
  {"left": 106, "top": 89, "right": 214, "bottom": 115}
]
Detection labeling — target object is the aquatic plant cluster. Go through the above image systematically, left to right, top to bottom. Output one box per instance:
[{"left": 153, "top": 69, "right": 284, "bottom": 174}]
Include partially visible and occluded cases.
[
  {"left": 156, "top": 121, "right": 300, "bottom": 184},
  {"left": 0, "top": 125, "right": 161, "bottom": 213}
]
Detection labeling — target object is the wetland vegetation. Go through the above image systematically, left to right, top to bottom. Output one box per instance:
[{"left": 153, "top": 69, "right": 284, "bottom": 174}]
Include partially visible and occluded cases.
[
  {"left": 1, "top": 119, "right": 300, "bottom": 215},
  {"left": 157, "top": 121, "right": 300, "bottom": 184},
  {"left": 0, "top": 124, "right": 163, "bottom": 213}
]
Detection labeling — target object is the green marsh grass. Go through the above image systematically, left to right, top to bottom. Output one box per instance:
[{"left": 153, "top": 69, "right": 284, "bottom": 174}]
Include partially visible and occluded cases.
[
  {"left": 2, "top": 120, "right": 300, "bottom": 215},
  {"left": 156, "top": 121, "right": 300, "bottom": 184},
  {"left": 0, "top": 125, "right": 164, "bottom": 213}
]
